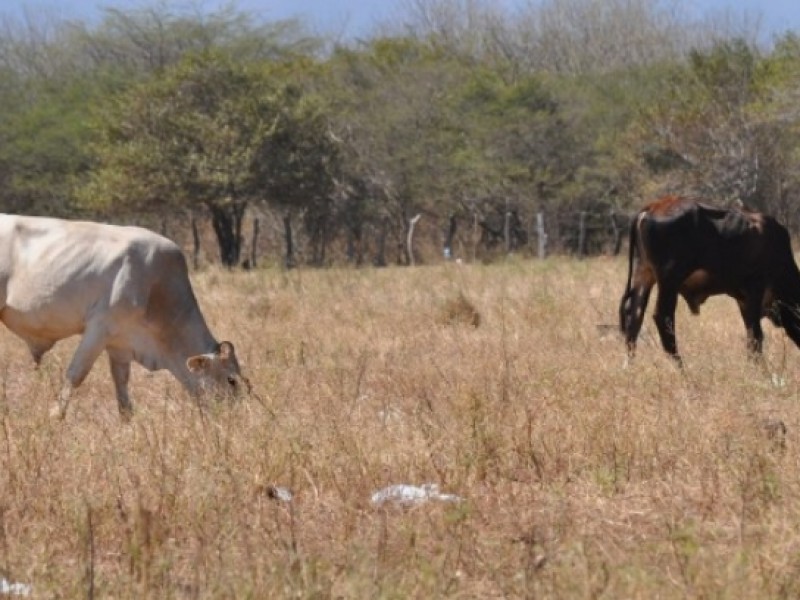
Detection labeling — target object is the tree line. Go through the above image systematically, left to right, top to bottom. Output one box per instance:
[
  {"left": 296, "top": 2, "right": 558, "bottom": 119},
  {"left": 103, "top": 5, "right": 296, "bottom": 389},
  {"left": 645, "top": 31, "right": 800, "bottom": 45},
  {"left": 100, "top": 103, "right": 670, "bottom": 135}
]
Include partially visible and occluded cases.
[{"left": 1, "top": 0, "right": 800, "bottom": 266}]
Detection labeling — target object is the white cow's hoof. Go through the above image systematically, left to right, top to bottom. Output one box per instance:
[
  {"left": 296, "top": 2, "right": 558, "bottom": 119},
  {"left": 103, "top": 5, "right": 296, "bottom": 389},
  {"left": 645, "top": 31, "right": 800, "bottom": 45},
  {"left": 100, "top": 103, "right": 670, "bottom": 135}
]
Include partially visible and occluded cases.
[{"left": 49, "top": 404, "right": 66, "bottom": 420}]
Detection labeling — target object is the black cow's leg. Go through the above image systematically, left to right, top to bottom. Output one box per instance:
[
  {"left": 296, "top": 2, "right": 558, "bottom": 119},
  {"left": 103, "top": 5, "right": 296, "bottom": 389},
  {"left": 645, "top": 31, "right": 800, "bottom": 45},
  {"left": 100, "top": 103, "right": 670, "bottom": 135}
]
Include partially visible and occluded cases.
[
  {"left": 621, "top": 284, "right": 652, "bottom": 358},
  {"left": 653, "top": 287, "right": 681, "bottom": 364},
  {"left": 739, "top": 295, "right": 764, "bottom": 356}
]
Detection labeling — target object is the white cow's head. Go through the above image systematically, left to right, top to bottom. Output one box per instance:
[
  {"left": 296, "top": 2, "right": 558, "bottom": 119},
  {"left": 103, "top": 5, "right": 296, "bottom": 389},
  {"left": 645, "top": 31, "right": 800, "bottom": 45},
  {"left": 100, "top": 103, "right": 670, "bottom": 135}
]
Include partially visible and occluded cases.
[{"left": 186, "top": 341, "right": 250, "bottom": 398}]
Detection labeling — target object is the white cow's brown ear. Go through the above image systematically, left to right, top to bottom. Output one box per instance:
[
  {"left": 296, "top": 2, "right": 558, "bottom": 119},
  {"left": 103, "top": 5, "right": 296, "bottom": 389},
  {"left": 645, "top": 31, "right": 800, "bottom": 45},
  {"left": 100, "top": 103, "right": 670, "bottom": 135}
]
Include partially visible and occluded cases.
[
  {"left": 217, "top": 341, "right": 235, "bottom": 360},
  {"left": 187, "top": 355, "right": 211, "bottom": 373}
]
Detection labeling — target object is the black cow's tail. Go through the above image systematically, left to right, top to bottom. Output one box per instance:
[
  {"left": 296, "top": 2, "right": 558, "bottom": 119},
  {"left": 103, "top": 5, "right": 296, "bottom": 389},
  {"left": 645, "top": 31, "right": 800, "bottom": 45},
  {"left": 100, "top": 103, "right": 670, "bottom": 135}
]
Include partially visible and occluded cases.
[
  {"left": 619, "top": 212, "right": 640, "bottom": 334},
  {"left": 770, "top": 224, "right": 800, "bottom": 350},
  {"left": 776, "top": 268, "right": 800, "bottom": 350},
  {"left": 778, "top": 302, "right": 800, "bottom": 349}
]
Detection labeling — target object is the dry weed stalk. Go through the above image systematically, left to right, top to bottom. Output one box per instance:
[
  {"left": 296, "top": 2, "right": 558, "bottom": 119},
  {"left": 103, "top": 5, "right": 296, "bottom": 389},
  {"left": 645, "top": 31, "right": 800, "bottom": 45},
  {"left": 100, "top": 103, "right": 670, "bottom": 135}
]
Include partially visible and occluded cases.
[{"left": 439, "top": 292, "right": 481, "bottom": 328}]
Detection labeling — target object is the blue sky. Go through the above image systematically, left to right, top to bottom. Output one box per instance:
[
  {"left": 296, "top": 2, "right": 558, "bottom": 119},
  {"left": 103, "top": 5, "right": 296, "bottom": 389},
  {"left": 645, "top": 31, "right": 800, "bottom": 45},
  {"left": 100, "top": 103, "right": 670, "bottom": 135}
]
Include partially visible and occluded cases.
[{"left": 2, "top": 0, "right": 800, "bottom": 42}]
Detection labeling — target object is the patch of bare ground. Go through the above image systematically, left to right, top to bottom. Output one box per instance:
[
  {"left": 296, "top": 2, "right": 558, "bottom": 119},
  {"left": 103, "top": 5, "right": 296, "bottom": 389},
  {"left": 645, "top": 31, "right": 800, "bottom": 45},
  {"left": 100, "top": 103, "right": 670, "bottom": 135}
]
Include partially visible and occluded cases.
[{"left": 1, "top": 257, "right": 799, "bottom": 597}]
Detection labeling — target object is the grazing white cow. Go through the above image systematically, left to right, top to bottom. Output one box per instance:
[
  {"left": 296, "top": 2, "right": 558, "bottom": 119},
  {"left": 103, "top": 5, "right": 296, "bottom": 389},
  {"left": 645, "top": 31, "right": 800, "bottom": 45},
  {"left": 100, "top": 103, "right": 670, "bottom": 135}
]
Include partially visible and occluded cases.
[{"left": 0, "top": 214, "right": 249, "bottom": 419}]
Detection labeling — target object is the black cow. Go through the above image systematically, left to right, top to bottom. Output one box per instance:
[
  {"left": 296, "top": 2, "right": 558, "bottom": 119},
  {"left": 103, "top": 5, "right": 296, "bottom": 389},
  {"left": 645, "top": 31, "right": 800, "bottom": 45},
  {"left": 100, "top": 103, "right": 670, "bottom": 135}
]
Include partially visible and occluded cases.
[{"left": 619, "top": 195, "right": 800, "bottom": 363}]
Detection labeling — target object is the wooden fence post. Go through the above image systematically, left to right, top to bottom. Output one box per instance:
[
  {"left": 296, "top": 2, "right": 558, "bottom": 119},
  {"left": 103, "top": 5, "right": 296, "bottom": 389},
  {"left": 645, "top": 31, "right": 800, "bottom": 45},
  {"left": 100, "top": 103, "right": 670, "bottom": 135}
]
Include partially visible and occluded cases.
[
  {"left": 610, "top": 210, "right": 622, "bottom": 255},
  {"left": 504, "top": 211, "right": 512, "bottom": 254},
  {"left": 283, "top": 212, "right": 295, "bottom": 269},
  {"left": 536, "top": 212, "right": 547, "bottom": 259},
  {"left": 407, "top": 213, "right": 422, "bottom": 266},
  {"left": 472, "top": 213, "right": 480, "bottom": 262},
  {"left": 444, "top": 214, "right": 457, "bottom": 259},
  {"left": 191, "top": 215, "right": 200, "bottom": 270},
  {"left": 250, "top": 217, "right": 260, "bottom": 269},
  {"left": 375, "top": 217, "right": 388, "bottom": 267}
]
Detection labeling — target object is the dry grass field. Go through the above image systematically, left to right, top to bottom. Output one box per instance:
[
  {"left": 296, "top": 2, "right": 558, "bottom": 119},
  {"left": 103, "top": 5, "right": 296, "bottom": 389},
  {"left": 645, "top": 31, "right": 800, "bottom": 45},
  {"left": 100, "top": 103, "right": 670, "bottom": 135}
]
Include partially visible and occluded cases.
[{"left": 2, "top": 257, "right": 800, "bottom": 598}]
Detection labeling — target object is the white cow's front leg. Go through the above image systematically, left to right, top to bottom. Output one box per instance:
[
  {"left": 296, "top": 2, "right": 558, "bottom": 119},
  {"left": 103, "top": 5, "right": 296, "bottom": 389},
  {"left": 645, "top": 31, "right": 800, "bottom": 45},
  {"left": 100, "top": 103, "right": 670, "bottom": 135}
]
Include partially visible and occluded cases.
[
  {"left": 50, "top": 325, "right": 108, "bottom": 420},
  {"left": 52, "top": 382, "right": 74, "bottom": 420}
]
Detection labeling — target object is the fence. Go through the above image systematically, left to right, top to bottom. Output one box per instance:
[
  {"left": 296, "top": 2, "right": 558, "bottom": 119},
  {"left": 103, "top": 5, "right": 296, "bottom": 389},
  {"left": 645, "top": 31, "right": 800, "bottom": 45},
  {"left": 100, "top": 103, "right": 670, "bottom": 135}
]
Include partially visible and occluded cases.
[
  {"left": 155, "top": 207, "right": 636, "bottom": 269},
  {"left": 537, "top": 210, "right": 631, "bottom": 258}
]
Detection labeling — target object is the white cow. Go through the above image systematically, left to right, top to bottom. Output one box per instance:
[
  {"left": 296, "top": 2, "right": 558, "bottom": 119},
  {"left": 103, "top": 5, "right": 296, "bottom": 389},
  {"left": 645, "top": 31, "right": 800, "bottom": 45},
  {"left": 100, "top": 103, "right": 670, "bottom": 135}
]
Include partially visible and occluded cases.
[{"left": 0, "top": 214, "right": 249, "bottom": 419}]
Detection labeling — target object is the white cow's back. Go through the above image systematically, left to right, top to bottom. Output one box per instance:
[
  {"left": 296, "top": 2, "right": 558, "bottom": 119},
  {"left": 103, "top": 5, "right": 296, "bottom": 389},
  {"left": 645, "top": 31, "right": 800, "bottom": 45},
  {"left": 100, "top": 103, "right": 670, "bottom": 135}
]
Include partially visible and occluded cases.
[{"left": 0, "top": 215, "right": 181, "bottom": 341}]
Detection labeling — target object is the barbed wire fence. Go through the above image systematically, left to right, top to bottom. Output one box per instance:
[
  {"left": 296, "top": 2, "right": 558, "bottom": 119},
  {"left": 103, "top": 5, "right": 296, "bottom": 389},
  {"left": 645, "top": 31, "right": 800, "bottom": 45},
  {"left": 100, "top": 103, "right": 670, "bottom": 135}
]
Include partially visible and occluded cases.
[
  {"left": 158, "top": 207, "right": 638, "bottom": 268},
  {"left": 535, "top": 210, "right": 631, "bottom": 259}
]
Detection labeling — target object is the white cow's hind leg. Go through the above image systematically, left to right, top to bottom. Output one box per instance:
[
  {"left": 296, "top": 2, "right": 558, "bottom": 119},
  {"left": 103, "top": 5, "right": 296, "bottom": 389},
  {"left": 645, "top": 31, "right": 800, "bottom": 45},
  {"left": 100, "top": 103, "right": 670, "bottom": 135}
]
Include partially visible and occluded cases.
[
  {"left": 51, "top": 325, "right": 107, "bottom": 420},
  {"left": 108, "top": 351, "right": 133, "bottom": 420}
]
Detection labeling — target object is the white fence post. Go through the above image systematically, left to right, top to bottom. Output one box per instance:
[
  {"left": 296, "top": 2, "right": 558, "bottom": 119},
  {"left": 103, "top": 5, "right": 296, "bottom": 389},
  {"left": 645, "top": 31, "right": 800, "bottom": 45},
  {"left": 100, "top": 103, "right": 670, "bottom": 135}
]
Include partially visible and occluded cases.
[{"left": 536, "top": 212, "right": 547, "bottom": 259}]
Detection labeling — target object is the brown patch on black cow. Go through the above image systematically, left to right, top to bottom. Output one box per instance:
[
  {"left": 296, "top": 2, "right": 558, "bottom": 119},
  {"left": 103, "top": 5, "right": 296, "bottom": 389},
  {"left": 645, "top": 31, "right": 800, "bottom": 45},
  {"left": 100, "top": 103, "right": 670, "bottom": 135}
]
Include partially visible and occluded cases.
[{"left": 643, "top": 194, "right": 694, "bottom": 217}]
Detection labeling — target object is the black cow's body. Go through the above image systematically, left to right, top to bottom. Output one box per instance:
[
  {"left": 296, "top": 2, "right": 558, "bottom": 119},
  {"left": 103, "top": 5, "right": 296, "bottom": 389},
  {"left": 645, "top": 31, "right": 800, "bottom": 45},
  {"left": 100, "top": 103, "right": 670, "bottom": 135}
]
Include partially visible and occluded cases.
[{"left": 619, "top": 195, "right": 800, "bottom": 363}]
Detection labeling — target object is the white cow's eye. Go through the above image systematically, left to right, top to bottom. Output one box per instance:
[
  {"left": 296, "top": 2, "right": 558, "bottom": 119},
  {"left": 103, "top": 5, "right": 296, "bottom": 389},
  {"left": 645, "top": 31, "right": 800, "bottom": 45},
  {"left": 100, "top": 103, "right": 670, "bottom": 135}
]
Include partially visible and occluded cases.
[{"left": 227, "top": 376, "right": 237, "bottom": 387}]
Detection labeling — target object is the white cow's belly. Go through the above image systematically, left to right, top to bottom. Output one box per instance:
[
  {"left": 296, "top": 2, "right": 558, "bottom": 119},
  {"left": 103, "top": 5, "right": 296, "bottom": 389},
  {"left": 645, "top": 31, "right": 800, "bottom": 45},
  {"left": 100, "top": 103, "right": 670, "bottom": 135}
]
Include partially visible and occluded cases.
[
  {"left": 1, "top": 270, "right": 117, "bottom": 342},
  {"left": 0, "top": 304, "right": 86, "bottom": 342}
]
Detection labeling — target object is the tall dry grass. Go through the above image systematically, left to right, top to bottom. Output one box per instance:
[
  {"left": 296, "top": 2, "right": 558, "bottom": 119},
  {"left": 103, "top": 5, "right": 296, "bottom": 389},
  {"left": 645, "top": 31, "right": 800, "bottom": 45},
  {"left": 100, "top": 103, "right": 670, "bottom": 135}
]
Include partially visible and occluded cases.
[{"left": 1, "top": 257, "right": 799, "bottom": 598}]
